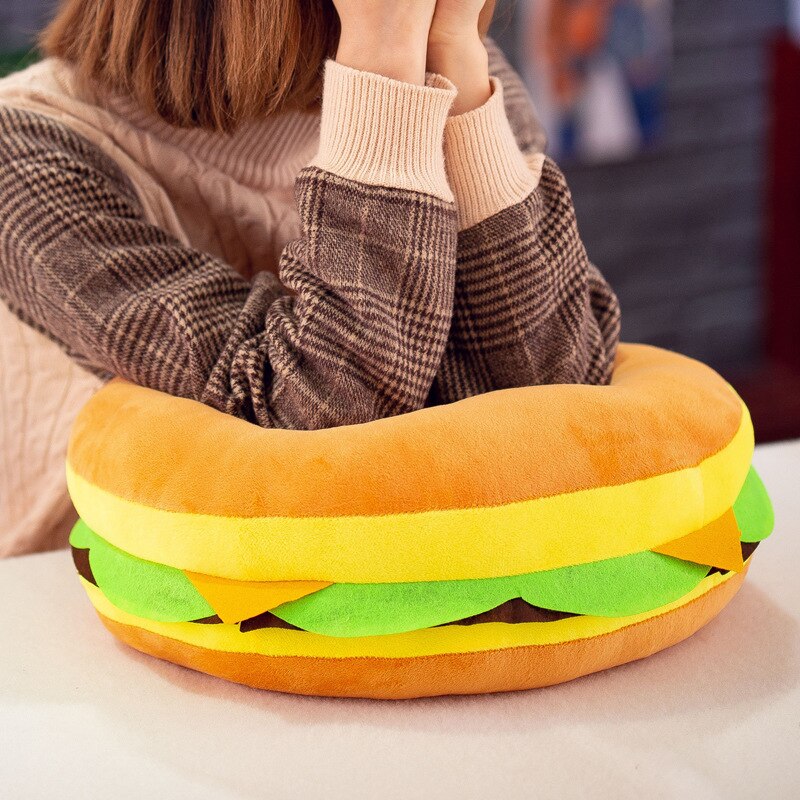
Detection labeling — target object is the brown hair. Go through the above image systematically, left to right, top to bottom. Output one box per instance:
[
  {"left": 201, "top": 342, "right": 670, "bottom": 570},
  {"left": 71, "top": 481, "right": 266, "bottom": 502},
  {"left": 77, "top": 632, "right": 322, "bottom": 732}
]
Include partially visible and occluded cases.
[{"left": 41, "top": 0, "right": 340, "bottom": 131}]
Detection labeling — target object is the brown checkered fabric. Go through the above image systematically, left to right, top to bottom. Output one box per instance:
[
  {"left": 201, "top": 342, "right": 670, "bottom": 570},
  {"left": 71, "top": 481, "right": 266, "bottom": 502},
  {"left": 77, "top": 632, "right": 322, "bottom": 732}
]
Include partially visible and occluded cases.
[
  {"left": 430, "top": 41, "right": 620, "bottom": 403},
  {"left": 0, "top": 45, "right": 620, "bottom": 429},
  {"left": 0, "top": 107, "right": 456, "bottom": 429},
  {"left": 432, "top": 159, "right": 621, "bottom": 403}
]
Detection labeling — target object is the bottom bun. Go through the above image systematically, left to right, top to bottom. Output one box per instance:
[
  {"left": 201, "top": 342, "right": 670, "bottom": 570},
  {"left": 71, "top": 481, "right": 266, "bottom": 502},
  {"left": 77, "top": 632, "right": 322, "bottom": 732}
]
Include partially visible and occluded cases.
[{"left": 88, "top": 566, "right": 747, "bottom": 699}]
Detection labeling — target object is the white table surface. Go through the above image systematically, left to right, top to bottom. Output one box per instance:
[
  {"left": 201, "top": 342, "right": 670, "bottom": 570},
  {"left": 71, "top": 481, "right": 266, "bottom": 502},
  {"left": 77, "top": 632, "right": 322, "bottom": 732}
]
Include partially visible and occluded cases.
[{"left": 1, "top": 441, "right": 799, "bottom": 800}]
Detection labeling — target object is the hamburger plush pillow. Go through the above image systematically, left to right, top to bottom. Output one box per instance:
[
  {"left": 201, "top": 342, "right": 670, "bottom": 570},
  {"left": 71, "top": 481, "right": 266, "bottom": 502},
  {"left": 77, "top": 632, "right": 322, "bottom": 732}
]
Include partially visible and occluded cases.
[{"left": 67, "top": 345, "right": 775, "bottom": 698}]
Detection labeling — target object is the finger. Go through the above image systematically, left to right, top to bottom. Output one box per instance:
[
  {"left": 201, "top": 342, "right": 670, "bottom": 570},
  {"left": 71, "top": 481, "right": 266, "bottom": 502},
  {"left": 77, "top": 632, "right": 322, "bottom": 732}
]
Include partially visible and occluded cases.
[{"left": 479, "top": 1, "right": 497, "bottom": 36}]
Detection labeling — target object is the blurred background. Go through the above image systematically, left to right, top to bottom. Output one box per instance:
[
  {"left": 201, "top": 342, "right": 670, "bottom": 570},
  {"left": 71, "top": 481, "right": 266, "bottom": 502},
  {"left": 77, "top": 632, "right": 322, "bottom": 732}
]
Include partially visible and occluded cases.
[{"left": 2, "top": 0, "right": 799, "bottom": 442}]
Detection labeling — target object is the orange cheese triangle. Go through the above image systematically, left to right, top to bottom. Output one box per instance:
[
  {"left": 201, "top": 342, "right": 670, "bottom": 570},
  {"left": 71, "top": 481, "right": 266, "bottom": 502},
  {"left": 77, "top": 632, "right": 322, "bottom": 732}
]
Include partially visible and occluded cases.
[
  {"left": 653, "top": 509, "right": 744, "bottom": 573},
  {"left": 184, "top": 572, "right": 331, "bottom": 624}
]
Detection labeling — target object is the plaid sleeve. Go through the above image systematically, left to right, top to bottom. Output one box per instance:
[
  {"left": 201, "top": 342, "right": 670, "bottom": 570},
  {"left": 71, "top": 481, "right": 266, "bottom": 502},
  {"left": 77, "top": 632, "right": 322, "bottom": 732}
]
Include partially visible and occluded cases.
[
  {"left": 430, "top": 41, "right": 620, "bottom": 403},
  {"left": 0, "top": 106, "right": 457, "bottom": 429},
  {"left": 433, "top": 159, "right": 620, "bottom": 402}
]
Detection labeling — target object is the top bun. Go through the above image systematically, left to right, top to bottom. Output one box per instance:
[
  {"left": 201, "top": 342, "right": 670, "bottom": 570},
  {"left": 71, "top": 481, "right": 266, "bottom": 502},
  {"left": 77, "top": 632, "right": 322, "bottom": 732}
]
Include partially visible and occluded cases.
[{"left": 67, "top": 344, "right": 753, "bottom": 583}]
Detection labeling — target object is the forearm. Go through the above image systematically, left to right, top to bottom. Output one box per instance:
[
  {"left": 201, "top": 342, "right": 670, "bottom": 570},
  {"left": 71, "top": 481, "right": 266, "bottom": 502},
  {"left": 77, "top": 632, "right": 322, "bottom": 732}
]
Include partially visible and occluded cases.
[
  {"left": 431, "top": 41, "right": 619, "bottom": 401},
  {"left": 246, "top": 61, "right": 458, "bottom": 428},
  {"left": 0, "top": 68, "right": 459, "bottom": 430},
  {"left": 435, "top": 159, "right": 620, "bottom": 402},
  {"left": 208, "top": 167, "right": 457, "bottom": 429}
]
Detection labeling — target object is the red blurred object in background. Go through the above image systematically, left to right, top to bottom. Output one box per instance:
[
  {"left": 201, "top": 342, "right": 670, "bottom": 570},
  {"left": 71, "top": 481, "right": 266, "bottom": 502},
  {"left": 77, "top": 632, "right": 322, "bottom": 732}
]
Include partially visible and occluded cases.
[
  {"left": 734, "top": 34, "right": 800, "bottom": 442},
  {"left": 768, "top": 35, "right": 800, "bottom": 372}
]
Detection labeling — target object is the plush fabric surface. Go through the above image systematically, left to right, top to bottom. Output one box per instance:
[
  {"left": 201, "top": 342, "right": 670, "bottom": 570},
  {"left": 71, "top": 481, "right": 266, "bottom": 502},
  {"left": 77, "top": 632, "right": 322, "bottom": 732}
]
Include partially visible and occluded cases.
[
  {"left": 64, "top": 343, "right": 772, "bottom": 697},
  {"left": 66, "top": 344, "right": 754, "bottom": 582},
  {"left": 68, "top": 344, "right": 743, "bottom": 518},
  {"left": 734, "top": 467, "right": 775, "bottom": 543},
  {"left": 71, "top": 481, "right": 773, "bottom": 635},
  {"left": 652, "top": 509, "right": 744, "bottom": 572},
  {"left": 70, "top": 520, "right": 213, "bottom": 623},
  {"left": 71, "top": 529, "right": 714, "bottom": 631},
  {"left": 81, "top": 567, "right": 740, "bottom": 659},
  {"left": 88, "top": 569, "right": 746, "bottom": 699},
  {"left": 184, "top": 572, "right": 331, "bottom": 625}
]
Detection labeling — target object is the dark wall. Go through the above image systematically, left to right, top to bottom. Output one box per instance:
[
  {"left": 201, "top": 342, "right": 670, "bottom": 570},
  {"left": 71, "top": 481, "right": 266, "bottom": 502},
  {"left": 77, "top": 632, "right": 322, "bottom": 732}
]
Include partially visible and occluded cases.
[{"left": 495, "top": 0, "right": 787, "bottom": 372}]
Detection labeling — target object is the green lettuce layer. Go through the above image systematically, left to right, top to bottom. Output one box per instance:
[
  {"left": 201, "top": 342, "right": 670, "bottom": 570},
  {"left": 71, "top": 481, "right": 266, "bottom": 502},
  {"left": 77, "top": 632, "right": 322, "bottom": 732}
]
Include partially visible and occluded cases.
[
  {"left": 72, "top": 466, "right": 774, "bottom": 636},
  {"left": 733, "top": 467, "right": 774, "bottom": 543},
  {"left": 71, "top": 521, "right": 214, "bottom": 623}
]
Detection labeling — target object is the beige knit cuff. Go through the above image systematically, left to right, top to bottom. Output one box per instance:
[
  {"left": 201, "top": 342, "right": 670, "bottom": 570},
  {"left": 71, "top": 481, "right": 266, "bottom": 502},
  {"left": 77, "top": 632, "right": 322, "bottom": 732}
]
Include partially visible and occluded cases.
[
  {"left": 310, "top": 60, "right": 457, "bottom": 202},
  {"left": 445, "top": 76, "right": 545, "bottom": 230}
]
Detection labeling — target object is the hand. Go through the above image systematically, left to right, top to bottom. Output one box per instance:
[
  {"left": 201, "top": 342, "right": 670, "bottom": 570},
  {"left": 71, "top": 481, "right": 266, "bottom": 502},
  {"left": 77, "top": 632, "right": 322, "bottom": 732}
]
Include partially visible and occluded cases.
[
  {"left": 333, "top": 0, "right": 438, "bottom": 85},
  {"left": 428, "top": 0, "right": 495, "bottom": 114},
  {"left": 428, "top": 0, "right": 489, "bottom": 48}
]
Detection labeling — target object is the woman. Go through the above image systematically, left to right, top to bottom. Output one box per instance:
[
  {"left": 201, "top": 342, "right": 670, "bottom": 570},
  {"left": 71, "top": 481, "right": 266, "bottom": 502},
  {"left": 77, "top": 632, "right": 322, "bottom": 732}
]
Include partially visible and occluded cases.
[{"left": 0, "top": 0, "right": 620, "bottom": 556}]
